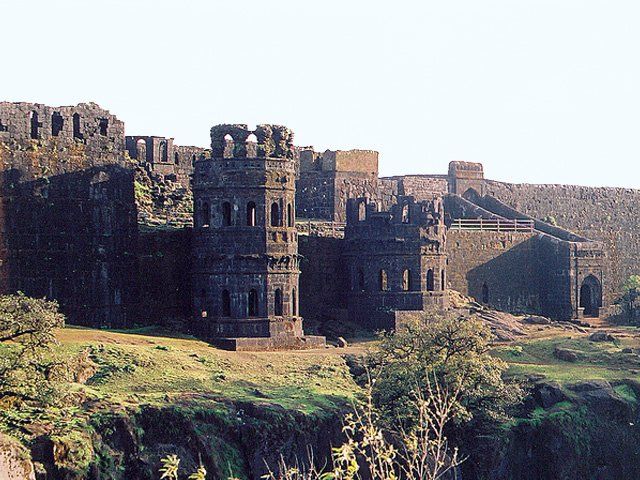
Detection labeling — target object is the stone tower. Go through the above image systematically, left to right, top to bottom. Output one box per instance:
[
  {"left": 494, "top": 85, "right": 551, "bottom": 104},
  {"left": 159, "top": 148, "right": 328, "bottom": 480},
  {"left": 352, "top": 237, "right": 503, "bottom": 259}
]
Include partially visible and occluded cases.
[{"left": 192, "top": 124, "right": 324, "bottom": 350}]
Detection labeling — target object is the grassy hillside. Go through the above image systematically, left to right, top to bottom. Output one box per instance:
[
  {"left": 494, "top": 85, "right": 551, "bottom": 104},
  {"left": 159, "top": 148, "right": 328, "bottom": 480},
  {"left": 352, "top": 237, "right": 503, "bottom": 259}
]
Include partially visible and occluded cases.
[
  {"left": 57, "top": 326, "right": 360, "bottom": 412},
  {"left": 0, "top": 327, "right": 363, "bottom": 479},
  {"left": 494, "top": 327, "right": 640, "bottom": 383}
]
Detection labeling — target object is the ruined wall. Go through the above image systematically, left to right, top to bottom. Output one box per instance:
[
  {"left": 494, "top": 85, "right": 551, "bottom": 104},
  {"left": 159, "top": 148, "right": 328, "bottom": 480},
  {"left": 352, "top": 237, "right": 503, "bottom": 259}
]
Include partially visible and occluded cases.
[
  {"left": 0, "top": 102, "right": 138, "bottom": 327},
  {"left": 296, "top": 149, "right": 379, "bottom": 221},
  {"left": 380, "top": 175, "right": 449, "bottom": 201},
  {"left": 484, "top": 180, "right": 640, "bottom": 305},
  {"left": 137, "top": 227, "right": 192, "bottom": 325},
  {"left": 447, "top": 230, "right": 540, "bottom": 313}
]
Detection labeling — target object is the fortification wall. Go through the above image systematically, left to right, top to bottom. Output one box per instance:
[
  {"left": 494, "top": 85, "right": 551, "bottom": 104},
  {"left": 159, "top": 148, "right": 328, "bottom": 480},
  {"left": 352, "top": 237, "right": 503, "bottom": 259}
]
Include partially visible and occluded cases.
[
  {"left": 0, "top": 102, "right": 137, "bottom": 327},
  {"left": 297, "top": 149, "right": 379, "bottom": 221},
  {"left": 380, "top": 175, "right": 449, "bottom": 201},
  {"left": 484, "top": 180, "right": 640, "bottom": 305},
  {"left": 137, "top": 227, "right": 192, "bottom": 325},
  {"left": 447, "top": 230, "right": 540, "bottom": 313},
  {"left": 298, "top": 234, "right": 347, "bottom": 322}
]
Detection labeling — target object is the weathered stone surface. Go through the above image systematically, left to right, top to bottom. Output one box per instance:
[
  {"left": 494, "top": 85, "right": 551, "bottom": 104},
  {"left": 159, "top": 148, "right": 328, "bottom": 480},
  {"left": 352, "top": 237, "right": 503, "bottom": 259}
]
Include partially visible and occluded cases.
[
  {"left": 524, "top": 315, "right": 552, "bottom": 325},
  {"left": 589, "top": 331, "right": 616, "bottom": 342},
  {"left": 554, "top": 347, "right": 579, "bottom": 362},
  {"left": 532, "top": 381, "right": 569, "bottom": 408}
]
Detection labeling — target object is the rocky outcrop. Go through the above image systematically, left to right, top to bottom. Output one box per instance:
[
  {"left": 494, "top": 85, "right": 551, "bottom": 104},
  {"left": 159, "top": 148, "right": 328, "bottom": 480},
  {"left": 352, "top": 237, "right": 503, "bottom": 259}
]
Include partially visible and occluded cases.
[{"left": 0, "top": 434, "right": 36, "bottom": 480}]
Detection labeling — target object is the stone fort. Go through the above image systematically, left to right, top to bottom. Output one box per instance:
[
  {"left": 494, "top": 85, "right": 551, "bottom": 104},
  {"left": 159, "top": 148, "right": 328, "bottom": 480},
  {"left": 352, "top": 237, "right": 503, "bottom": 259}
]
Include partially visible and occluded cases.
[{"left": 0, "top": 101, "right": 634, "bottom": 348}]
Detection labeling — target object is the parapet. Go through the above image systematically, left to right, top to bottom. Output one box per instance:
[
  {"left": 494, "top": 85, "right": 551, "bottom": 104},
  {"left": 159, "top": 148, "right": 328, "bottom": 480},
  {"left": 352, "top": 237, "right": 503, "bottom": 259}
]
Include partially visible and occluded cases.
[
  {"left": 0, "top": 101, "right": 124, "bottom": 149},
  {"left": 210, "top": 124, "right": 294, "bottom": 159},
  {"left": 299, "top": 148, "right": 378, "bottom": 176},
  {"left": 448, "top": 161, "right": 484, "bottom": 180}
]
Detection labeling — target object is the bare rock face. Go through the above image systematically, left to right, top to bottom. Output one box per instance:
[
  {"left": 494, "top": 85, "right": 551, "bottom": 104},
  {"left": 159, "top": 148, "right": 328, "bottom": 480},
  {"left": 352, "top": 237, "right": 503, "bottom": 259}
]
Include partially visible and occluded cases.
[{"left": 0, "top": 434, "right": 36, "bottom": 480}]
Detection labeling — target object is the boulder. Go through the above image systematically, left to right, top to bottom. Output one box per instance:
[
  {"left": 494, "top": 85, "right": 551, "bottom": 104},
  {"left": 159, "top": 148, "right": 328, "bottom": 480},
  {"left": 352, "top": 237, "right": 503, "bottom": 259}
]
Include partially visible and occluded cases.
[
  {"left": 524, "top": 315, "right": 551, "bottom": 325},
  {"left": 588, "top": 332, "right": 616, "bottom": 342},
  {"left": 554, "top": 347, "right": 578, "bottom": 362},
  {"left": 567, "top": 380, "right": 632, "bottom": 420},
  {"left": 532, "top": 381, "right": 569, "bottom": 408}
]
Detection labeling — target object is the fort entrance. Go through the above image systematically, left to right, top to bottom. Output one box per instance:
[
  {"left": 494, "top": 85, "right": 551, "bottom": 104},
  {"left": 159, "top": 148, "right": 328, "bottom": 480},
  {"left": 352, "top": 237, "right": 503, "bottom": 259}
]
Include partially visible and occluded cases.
[{"left": 580, "top": 275, "right": 602, "bottom": 317}]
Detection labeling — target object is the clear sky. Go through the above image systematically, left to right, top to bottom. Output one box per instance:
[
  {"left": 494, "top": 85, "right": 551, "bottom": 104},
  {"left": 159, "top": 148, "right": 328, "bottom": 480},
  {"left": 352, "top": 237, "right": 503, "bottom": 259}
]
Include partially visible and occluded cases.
[{"left": 2, "top": 0, "right": 639, "bottom": 187}]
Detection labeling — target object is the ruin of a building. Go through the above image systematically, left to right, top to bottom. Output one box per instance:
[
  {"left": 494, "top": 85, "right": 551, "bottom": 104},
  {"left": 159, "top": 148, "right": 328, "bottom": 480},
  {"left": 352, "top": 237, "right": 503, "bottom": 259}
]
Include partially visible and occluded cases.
[{"left": 0, "top": 100, "right": 633, "bottom": 348}]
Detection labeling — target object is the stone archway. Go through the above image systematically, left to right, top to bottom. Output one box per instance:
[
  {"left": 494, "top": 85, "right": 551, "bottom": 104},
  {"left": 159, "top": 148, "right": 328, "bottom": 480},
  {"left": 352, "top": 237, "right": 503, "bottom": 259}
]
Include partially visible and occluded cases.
[{"left": 580, "top": 275, "right": 602, "bottom": 317}]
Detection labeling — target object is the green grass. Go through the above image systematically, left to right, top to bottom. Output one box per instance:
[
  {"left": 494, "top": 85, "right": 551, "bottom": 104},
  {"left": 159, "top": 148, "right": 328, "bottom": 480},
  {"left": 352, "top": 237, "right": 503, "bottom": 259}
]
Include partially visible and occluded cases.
[
  {"left": 55, "top": 327, "right": 359, "bottom": 414},
  {"left": 493, "top": 334, "right": 640, "bottom": 383}
]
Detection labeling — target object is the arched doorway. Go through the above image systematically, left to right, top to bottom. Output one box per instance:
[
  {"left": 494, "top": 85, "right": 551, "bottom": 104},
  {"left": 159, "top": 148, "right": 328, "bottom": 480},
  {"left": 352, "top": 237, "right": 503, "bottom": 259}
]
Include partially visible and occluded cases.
[{"left": 580, "top": 275, "right": 602, "bottom": 317}]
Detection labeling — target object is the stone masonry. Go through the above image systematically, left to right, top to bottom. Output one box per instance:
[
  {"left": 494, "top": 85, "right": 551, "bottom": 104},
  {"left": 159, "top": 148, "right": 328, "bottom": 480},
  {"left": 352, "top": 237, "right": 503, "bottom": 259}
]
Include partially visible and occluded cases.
[{"left": 0, "top": 100, "right": 634, "bottom": 342}]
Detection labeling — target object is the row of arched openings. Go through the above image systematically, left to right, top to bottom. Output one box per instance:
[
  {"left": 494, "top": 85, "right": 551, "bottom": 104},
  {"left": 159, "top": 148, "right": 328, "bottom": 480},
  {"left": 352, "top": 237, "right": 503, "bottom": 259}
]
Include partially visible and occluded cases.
[
  {"left": 29, "top": 111, "right": 91, "bottom": 140},
  {"left": 199, "top": 201, "right": 294, "bottom": 228},
  {"left": 357, "top": 202, "right": 411, "bottom": 223},
  {"left": 356, "top": 268, "right": 446, "bottom": 292},
  {"left": 218, "top": 288, "right": 297, "bottom": 317}
]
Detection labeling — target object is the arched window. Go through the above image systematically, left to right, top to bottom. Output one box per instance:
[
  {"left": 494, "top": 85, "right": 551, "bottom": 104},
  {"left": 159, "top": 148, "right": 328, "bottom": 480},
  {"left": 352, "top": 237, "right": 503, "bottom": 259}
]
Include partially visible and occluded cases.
[
  {"left": 30, "top": 111, "right": 39, "bottom": 139},
  {"left": 51, "top": 112, "right": 63, "bottom": 137},
  {"left": 73, "top": 113, "right": 83, "bottom": 140},
  {"left": 223, "top": 134, "right": 235, "bottom": 158},
  {"left": 136, "top": 139, "right": 146, "bottom": 160},
  {"left": 159, "top": 142, "right": 168, "bottom": 162},
  {"left": 174, "top": 152, "right": 179, "bottom": 164},
  {"left": 247, "top": 201, "right": 256, "bottom": 226},
  {"left": 358, "top": 201, "right": 366, "bottom": 221},
  {"left": 201, "top": 202, "right": 210, "bottom": 227},
  {"left": 222, "top": 202, "right": 232, "bottom": 226},
  {"left": 270, "top": 202, "right": 281, "bottom": 227},
  {"left": 287, "top": 203, "right": 294, "bottom": 227},
  {"left": 401, "top": 203, "right": 410, "bottom": 223},
  {"left": 402, "top": 269, "right": 411, "bottom": 291},
  {"left": 426, "top": 269, "right": 435, "bottom": 292},
  {"left": 441, "top": 269, "right": 446, "bottom": 291},
  {"left": 379, "top": 270, "right": 388, "bottom": 291},
  {"left": 482, "top": 283, "right": 489, "bottom": 304},
  {"left": 292, "top": 288, "right": 297, "bottom": 316},
  {"left": 248, "top": 289, "right": 258, "bottom": 317},
  {"left": 274, "top": 289, "right": 283, "bottom": 316},
  {"left": 221, "top": 290, "right": 231, "bottom": 317}
]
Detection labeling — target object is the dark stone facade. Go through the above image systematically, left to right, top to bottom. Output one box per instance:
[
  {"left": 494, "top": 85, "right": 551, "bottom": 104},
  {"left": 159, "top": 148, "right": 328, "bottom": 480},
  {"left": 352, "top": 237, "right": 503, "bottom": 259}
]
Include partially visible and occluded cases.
[
  {"left": 0, "top": 100, "right": 630, "bottom": 339},
  {"left": 0, "top": 102, "right": 138, "bottom": 327},
  {"left": 191, "top": 124, "right": 323, "bottom": 349},
  {"left": 342, "top": 196, "right": 448, "bottom": 329}
]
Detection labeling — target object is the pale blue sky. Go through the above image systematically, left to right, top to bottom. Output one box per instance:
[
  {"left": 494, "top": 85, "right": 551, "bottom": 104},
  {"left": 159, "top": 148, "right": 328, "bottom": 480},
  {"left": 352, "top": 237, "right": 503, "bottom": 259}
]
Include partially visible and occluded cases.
[{"left": 2, "top": 0, "right": 639, "bottom": 187}]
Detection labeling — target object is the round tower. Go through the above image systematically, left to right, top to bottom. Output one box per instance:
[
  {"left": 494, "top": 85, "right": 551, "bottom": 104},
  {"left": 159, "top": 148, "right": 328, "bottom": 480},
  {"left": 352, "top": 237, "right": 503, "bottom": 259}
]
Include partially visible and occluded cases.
[{"left": 192, "top": 124, "right": 306, "bottom": 347}]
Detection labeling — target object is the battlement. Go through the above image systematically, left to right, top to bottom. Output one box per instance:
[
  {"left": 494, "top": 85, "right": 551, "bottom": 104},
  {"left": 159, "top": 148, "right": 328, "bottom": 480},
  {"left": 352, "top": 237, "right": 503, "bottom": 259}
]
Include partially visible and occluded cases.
[
  {"left": 0, "top": 102, "right": 124, "bottom": 150},
  {"left": 210, "top": 124, "right": 295, "bottom": 159},
  {"left": 300, "top": 148, "right": 378, "bottom": 176},
  {"left": 448, "top": 161, "right": 484, "bottom": 179},
  {"left": 346, "top": 195, "right": 445, "bottom": 239}
]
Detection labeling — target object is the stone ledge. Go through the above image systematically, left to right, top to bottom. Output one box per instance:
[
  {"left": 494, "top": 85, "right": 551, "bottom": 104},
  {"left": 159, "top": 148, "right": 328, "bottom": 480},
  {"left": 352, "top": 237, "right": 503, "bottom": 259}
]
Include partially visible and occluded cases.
[{"left": 211, "top": 335, "right": 326, "bottom": 352}]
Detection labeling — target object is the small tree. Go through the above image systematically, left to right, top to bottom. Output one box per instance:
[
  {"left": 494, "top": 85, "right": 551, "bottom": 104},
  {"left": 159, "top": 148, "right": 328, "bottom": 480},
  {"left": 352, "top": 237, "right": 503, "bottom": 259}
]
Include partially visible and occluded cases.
[
  {"left": 0, "top": 292, "right": 65, "bottom": 405},
  {"left": 367, "top": 313, "right": 520, "bottom": 429}
]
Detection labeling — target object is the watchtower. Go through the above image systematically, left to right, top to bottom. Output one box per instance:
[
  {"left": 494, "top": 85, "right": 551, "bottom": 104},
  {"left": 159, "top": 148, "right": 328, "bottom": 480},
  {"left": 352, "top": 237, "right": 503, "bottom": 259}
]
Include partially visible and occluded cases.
[{"left": 192, "top": 124, "right": 323, "bottom": 350}]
